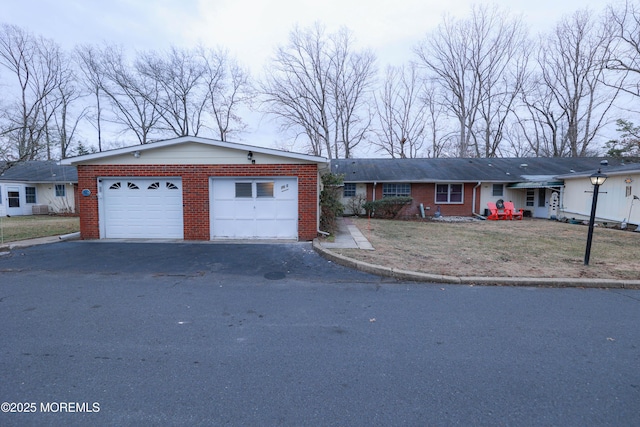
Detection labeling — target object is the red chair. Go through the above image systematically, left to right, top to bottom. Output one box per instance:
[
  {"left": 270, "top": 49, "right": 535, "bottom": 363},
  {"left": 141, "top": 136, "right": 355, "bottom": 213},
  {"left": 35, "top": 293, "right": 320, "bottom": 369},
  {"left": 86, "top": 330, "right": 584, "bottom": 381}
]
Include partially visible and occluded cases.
[
  {"left": 503, "top": 201, "right": 523, "bottom": 220},
  {"left": 487, "top": 202, "right": 507, "bottom": 220}
]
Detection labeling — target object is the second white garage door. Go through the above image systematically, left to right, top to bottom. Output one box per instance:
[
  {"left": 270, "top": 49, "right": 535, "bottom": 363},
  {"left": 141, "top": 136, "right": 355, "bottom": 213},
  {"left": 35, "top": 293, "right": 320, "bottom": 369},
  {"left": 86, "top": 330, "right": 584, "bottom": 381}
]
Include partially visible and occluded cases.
[
  {"left": 100, "top": 178, "right": 184, "bottom": 239},
  {"left": 210, "top": 178, "right": 298, "bottom": 239}
]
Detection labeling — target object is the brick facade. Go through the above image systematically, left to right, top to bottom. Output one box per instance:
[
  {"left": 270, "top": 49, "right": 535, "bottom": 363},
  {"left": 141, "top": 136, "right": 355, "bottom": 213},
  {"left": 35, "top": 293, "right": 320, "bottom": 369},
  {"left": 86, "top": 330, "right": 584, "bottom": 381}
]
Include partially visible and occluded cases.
[
  {"left": 77, "top": 164, "right": 319, "bottom": 241},
  {"left": 367, "top": 182, "right": 479, "bottom": 218}
]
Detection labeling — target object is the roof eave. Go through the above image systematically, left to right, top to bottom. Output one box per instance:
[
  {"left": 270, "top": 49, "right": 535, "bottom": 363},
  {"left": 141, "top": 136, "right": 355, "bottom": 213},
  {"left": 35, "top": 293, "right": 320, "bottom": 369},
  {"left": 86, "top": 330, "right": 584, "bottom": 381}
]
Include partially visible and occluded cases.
[{"left": 59, "top": 136, "right": 328, "bottom": 165}]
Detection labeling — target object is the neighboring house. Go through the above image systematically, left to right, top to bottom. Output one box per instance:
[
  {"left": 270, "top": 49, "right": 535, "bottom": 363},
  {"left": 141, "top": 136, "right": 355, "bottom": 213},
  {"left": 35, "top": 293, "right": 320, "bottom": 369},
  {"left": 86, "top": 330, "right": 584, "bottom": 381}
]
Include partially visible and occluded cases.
[
  {"left": 60, "top": 136, "right": 328, "bottom": 241},
  {"left": 332, "top": 157, "right": 640, "bottom": 221},
  {"left": 0, "top": 161, "right": 78, "bottom": 217},
  {"left": 558, "top": 162, "right": 640, "bottom": 226}
]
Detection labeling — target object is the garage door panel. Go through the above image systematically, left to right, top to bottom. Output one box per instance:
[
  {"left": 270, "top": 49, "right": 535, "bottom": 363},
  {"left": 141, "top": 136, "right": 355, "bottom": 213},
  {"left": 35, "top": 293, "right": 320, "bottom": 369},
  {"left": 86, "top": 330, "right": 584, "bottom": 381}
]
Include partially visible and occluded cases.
[
  {"left": 101, "top": 178, "right": 184, "bottom": 239},
  {"left": 211, "top": 178, "right": 298, "bottom": 239}
]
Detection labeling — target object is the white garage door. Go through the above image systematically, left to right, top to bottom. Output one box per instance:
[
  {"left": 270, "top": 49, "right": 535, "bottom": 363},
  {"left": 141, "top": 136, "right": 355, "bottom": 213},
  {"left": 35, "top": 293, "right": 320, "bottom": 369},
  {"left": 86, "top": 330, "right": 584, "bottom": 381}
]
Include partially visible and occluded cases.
[
  {"left": 100, "top": 178, "right": 183, "bottom": 239},
  {"left": 210, "top": 178, "right": 298, "bottom": 239}
]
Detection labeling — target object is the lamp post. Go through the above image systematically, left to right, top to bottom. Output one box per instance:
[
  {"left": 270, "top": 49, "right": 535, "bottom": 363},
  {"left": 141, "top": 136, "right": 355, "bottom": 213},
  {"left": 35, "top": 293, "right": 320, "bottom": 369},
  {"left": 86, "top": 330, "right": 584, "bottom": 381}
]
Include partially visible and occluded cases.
[{"left": 584, "top": 169, "right": 608, "bottom": 266}]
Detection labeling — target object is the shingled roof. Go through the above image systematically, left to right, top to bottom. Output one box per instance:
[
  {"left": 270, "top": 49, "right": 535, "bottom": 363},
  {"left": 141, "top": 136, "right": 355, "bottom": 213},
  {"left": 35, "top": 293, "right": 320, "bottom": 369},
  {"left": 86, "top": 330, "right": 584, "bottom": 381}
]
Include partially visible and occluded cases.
[
  {"left": 331, "top": 157, "right": 640, "bottom": 183},
  {"left": 0, "top": 161, "right": 78, "bottom": 183}
]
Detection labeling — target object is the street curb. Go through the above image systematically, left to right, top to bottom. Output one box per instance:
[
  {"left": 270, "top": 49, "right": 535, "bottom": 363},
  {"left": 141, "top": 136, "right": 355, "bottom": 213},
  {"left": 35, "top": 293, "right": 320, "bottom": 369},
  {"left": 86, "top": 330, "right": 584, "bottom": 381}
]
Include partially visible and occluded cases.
[
  {"left": 0, "top": 232, "right": 81, "bottom": 252},
  {"left": 312, "top": 239, "right": 640, "bottom": 289}
]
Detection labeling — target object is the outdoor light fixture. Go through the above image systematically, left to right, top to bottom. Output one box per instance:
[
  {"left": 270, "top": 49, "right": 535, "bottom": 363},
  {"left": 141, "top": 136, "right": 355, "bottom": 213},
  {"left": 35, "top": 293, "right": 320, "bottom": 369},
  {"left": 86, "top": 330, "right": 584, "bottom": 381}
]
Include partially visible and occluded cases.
[
  {"left": 133, "top": 151, "right": 141, "bottom": 158},
  {"left": 247, "top": 151, "right": 253, "bottom": 161},
  {"left": 584, "top": 168, "right": 608, "bottom": 266},
  {"left": 589, "top": 170, "right": 608, "bottom": 186}
]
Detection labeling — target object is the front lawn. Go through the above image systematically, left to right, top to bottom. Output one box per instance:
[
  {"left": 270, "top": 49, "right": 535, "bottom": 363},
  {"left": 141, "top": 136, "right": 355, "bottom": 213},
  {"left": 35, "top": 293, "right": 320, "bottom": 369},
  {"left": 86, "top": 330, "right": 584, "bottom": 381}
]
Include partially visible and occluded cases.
[
  {"left": 0, "top": 215, "right": 80, "bottom": 243},
  {"left": 333, "top": 217, "right": 640, "bottom": 280}
]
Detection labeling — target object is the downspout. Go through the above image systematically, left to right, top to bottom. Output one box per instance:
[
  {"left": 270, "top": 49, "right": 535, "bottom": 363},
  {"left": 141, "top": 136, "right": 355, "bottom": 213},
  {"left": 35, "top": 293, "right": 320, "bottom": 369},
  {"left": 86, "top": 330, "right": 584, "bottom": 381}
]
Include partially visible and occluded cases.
[{"left": 472, "top": 181, "right": 482, "bottom": 215}]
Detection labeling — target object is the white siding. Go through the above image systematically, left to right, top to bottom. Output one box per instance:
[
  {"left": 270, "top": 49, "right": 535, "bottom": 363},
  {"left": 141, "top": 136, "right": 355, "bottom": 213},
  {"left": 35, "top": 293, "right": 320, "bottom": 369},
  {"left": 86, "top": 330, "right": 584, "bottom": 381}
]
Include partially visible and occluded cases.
[
  {"left": 562, "top": 172, "right": 640, "bottom": 225},
  {"left": 35, "top": 183, "right": 76, "bottom": 214}
]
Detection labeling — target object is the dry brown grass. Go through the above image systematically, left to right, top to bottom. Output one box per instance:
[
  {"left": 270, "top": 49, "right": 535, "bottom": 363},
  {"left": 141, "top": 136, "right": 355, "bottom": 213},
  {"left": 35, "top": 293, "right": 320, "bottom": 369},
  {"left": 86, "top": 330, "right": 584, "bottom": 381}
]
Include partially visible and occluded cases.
[
  {"left": 0, "top": 215, "right": 79, "bottom": 243},
  {"left": 332, "top": 217, "right": 640, "bottom": 280}
]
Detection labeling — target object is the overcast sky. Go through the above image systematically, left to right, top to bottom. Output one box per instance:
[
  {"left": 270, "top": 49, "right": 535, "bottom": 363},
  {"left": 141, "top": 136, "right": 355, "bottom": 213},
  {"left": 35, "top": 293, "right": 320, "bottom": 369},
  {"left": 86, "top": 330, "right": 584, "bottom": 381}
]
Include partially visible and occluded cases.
[
  {"left": 3, "top": 0, "right": 615, "bottom": 151},
  {"left": 5, "top": 0, "right": 613, "bottom": 72}
]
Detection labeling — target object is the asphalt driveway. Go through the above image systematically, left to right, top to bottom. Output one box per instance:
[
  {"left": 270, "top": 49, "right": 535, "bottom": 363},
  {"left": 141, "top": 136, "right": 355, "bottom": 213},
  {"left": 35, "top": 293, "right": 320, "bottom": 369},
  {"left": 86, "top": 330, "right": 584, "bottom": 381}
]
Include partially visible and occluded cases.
[{"left": 1, "top": 242, "right": 639, "bottom": 426}]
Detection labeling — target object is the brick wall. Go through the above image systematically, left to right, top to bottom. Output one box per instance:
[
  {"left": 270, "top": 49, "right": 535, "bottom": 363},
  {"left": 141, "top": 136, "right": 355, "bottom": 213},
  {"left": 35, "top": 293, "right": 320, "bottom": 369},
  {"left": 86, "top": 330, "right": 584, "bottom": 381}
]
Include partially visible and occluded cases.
[
  {"left": 77, "top": 164, "right": 319, "bottom": 241},
  {"left": 367, "top": 182, "right": 479, "bottom": 218}
]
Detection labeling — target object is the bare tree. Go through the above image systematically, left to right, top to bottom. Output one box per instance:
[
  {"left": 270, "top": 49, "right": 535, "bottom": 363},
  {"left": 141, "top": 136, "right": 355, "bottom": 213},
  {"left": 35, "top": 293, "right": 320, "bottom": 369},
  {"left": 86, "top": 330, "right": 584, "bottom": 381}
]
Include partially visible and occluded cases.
[
  {"left": 607, "top": 0, "right": 640, "bottom": 100},
  {"left": 415, "top": 5, "right": 528, "bottom": 158},
  {"left": 535, "top": 9, "right": 619, "bottom": 157},
  {"left": 261, "top": 23, "right": 376, "bottom": 158},
  {"left": 474, "top": 23, "right": 530, "bottom": 157},
  {"left": 0, "top": 24, "right": 62, "bottom": 159},
  {"left": 328, "top": 28, "right": 376, "bottom": 158},
  {"left": 76, "top": 44, "right": 106, "bottom": 151},
  {"left": 99, "top": 45, "right": 162, "bottom": 144},
  {"left": 137, "top": 46, "right": 207, "bottom": 137},
  {"left": 201, "top": 47, "right": 252, "bottom": 141},
  {"left": 50, "top": 54, "right": 87, "bottom": 159},
  {"left": 373, "top": 64, "right": 428, "bottom": 158},
  {"left": 519, "top": 79, "right": 566, "bottom": 156},
  {"left": 422, "top": 81, "right": 455, "bottom": 158}
]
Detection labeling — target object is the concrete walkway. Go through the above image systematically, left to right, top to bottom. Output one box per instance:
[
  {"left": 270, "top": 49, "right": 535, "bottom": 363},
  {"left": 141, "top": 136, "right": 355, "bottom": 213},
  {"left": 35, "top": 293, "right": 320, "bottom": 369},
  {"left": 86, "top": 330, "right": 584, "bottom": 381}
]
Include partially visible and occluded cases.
[{"left": 316, "top": 217, "right": 374, "bottom": 250}]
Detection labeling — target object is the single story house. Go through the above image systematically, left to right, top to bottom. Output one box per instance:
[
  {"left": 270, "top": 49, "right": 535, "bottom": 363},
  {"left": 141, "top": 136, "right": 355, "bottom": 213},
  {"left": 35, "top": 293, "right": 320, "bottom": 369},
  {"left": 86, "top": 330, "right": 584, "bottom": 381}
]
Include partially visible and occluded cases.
[
  {"left": 60, "top": 136, "right": 328, "bottom": 241},
  {"left": 332, "top": 157, "right": 640, "bottom": 222},
  {"left": 0, "top": 161, "right": 78, "bottom": 216},
  {"left": 558, "top": 162, "right": 640, "bottom": 226}
]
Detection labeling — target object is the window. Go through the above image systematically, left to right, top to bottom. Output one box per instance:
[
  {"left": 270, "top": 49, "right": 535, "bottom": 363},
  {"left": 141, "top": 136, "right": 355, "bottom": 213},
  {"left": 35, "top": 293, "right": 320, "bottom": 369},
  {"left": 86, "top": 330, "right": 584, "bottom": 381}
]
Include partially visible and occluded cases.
[
  {"left": 109, "top": 182, "right": 121, "bottom": 190},
  {"left": 127, "top": 182, "right": 139, "bottom": 190},
  {"left": 147, "top": 182, "right": 160, "bottom": 190},
  {"left": 166, "top": 182, "right": 178, "bottom": 190},
  {"left": 235, "top": 182, "right": 252, "bottom": 198},
  {"left": 256, "top": 182, "right": 274, "bottom": 198},
  {"left": 343, "top": 183, "right": 356, "bottom": 197},
  {"left": 382, "top": 183, "right": 410, "bottom": 197},
  {"left": 55, "top": 184, "right": 66, "bottom": 197},
  {"left": 436, "top": 184, "right": 463, "bottom": 203},
  {"left": 492, "top": 184, "right": 503, "bottom": 197},
  {"left": 25, "top": 187, "right": 36, "bottom": 204},
  {"left": 526, "top": 189, "right": 535, "bottom": 207},
  {"left": 8, "top": 190, "right": 20, "bottom": 207}
]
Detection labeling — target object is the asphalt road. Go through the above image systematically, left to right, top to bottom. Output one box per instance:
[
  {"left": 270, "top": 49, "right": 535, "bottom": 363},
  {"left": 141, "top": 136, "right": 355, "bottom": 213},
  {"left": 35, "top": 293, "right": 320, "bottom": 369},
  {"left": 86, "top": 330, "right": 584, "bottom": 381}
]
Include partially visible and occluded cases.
[{"left": 0, "top": 241, "right": 639, "bottom": 426}]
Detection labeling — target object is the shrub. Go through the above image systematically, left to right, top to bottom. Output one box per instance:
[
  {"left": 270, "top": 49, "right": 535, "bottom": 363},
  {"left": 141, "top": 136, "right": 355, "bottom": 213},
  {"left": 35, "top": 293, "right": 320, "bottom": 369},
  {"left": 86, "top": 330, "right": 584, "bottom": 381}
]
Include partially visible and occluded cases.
[
  {"left": 319, "top": 173, "right": 344, "bottom": 235},
  {"left": 345, "top": 194, "right": 367, "bottom": 216},
  {"left": 363, "top": 196, "right": 413, "bottom": 219}
]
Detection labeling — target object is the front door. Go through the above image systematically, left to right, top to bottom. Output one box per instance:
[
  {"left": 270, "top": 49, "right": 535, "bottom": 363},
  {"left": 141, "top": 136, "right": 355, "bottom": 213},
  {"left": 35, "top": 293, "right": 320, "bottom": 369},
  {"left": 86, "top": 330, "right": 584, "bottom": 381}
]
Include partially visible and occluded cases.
[
  {"left": 6, "top": 186, "right": 22, "bottom": 216},
  {"left": 533, "top": 188, "right": 549, "bottom": 218}
]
